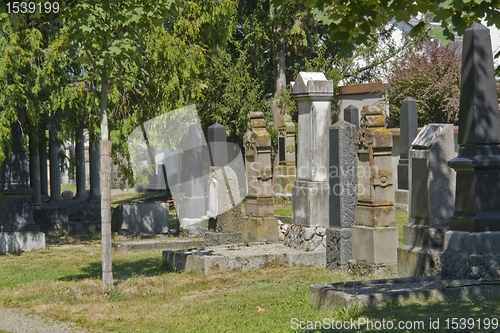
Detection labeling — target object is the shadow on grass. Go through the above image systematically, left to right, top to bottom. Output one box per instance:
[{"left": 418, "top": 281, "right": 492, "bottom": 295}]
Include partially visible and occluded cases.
[
  {"left": 59, "top": 257, "right": 169, "bottom": 282},
  {"left": 297, "top": 297, "right": 500, "bottom": 333}
]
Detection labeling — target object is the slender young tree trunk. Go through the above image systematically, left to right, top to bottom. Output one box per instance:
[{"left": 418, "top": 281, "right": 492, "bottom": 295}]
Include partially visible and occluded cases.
[{"left": 100, "top": 71, "right": 113, "bottom": 292}]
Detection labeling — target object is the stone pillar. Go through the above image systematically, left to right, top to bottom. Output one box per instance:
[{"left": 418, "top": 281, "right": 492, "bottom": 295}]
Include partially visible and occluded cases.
[
  {"left": 441, "top": 23, "right": 500, "bottom": 279},
  {"left": 290, "top": 72, "right": 334, "bottom": 227},
  {"left": 395, "top": 97, "right": 418, "bottom": 211},
  {"left": 343, "top": 105, "right": 359, "bottom": 130},
  {"left": 350, "top": 106, "right": 398, "bottom": 271},
  {"left": 0, "top": 109, "right": 45, "bottom": 253},
  {"left": 242, "top": 112, "right": 278, "bottom": 242},
  {"left": 275, "top": 114, "right": 296, "bottom": 201},
  {"left": 326, "top": 120, "right": 357, "bottom": 271},
  {"left": 208, "top": 122, "right": 228, "bottom": 167},
  {"left": 178, "top": 123, "right": 209, "bottom": 237},
  {"left": 39, "top": 124, "right": 49, "bottom": 203},
  {"left": 48, "top": 124, "right": 62, "bottom": 202},
  {"left": 398, "top": 124, "right": 455, "bottom": 277},
  {"left": 29, "top": 125, "right": 42, "bottom": 206},
  {"left": 74, "top": 128, "right": 88, "bottom": 200},
  {"left": 89, "top": 133, "right": 101, "bottom": 202}
]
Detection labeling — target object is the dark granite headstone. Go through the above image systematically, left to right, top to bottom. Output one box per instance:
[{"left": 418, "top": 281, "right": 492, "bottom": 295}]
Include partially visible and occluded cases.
[
  {"left": 397, "top": 97, "right": 418, "bottom": 190},
  {"left": 343, "top": 105, "right": 359, "bottom": 130},
  {"left": 208, "top": 122, "right": 228, "bottom": 167}
]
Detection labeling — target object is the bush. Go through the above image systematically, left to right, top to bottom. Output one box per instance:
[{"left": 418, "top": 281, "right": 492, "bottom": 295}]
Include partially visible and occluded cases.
[{"left": 385, "top": 41, "right": 462, "bottom": 128}]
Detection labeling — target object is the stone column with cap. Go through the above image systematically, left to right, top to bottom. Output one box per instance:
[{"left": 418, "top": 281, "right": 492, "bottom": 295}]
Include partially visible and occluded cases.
[
  {"left": 441, "top": 23, "right": 500, "bottom": 279},
  {"left": 290, "top": 72, "right": 334, "bottom": 228},
  {"left": 350, "top": 106, "right": 398, "bottom": 274},
  {"left": 242, "top": 112, "right": 278, "bottom": 242},
  {"left": 274, "top": 114, "right": 296, "bottom": 201}
]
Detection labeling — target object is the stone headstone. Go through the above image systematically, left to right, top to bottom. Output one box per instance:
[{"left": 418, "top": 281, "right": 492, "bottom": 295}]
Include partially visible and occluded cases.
[
  {"left": 441, "top": 23, "right": 500, "bottom": 279},
  {"left": 290, "top": 72, "right": 334, "bottom": 227},
  {"left": 397, "top": 97, "right": 418, "bottom": 191},
  {"left": 343, "top": 105, "right": 359, "bottom": 130},
  {"left": 351, "top": 106, "right": 398, "bottom": 268},
  {"left": 242, "top": 112, "right": 278, "bottom": 242},
  {"left": 275, "top": 114, "right": 296, "bottom": 200},
  {"left": 326, "top": 120, "right": 357, "bottom": 270},
  {"left": 208, "top": 122, "right": 229, "bottom": 167},
  {"left": 178, "top": 123, "right": 210, "bottom": 237},
  {"left": 398, "top": 124, "right": 455, "bottom": 277},
  {"left": 62, "top": 190, "right": 74, "bottom": 200},
  {"left": 111, "top": 202, "right": 169, "bottom": 234}
]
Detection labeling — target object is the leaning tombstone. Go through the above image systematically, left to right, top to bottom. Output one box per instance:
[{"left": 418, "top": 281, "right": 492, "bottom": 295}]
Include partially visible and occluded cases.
[
  {"left": 441, "top": 23, "right": 500, "bottom": 279},
  {"left": 395, "top": 97, "right": 418, "bottom": 211},
  {"left": 350, "top": 105, "right": 398, "bottom": 275},
  {"left": 242, "top": 112, "right": 278, "bottom": 242},
  {"left": 326, "top": 120, "right": 357, "bottom": 270},
  {"left": 398, "top": 124, "right": 455, "bottom": 277}
]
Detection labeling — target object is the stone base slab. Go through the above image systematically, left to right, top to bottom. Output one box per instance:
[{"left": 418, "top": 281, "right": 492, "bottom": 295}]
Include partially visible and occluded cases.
[
  {"left": 291, "top": 180, "right": 329, "bottom": 227},
  {"left": 244, "top": 196, "right": 274, "bottom": 217},
  {"left": 242, "top": 216, "right": 278, "bottom": 242},
  {"left": 284, "top": 224, "right": 326, "bottom": 252},
  {"left": 351, "top": 225, "right": 398, "bottom": 264},
  {"left": 326, "top": 227, "right": 351, "bottom": 271},
  {"left": 204, "top": 231, "right": 242, "bottom": 246},
  {"left": 441, "top": 231, "right": 500, "bottom": 279},
  {"left": 0, "top": 232, "right": 46, "bottom": 254},
  {"left": 113, "top": 237, "right": 204, "bottom": 253},
  {"left": 162, "top": 243, "right": 325, "bottom": 274},
  {"left": 397, "top": 246, "right": 442, "bottom": 277},
  {"left": 310, "top": 276, "right": 500, "bottom": 311}
]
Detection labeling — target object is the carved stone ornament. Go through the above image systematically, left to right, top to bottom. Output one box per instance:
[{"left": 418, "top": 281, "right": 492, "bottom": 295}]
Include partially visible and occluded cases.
[
  {"left": 354, "top": 115, "right": 373, "bottom": 150},
  {"left": 243, "top": 131, "right": 257, "bottom": 154},
  {"left": 285, "top": 145, "right": 295, "bottom": 153}
]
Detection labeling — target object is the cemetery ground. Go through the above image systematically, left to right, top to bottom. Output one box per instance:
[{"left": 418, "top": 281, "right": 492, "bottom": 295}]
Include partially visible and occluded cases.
[{"left": 0, "top": 196, "right": 498, "bottom": 333}]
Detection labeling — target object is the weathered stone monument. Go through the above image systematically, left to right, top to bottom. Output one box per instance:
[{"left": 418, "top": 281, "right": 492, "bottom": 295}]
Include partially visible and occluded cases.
[
  {"left": 441, "top": 23, "right": 500, "bottom": 279},
  {"left": 291, "top": 72, "right": 334, "bottom": 227},
  {"left": 395, "top": 97, "right": 418, "bottom": 211},
  {"left": 343, "top": 105, "right": 359, "bottom": 130},
  {"left": 351, "top": 106, "right": 398, "bottom": 273},
  {"left": 0, "top": 110, "right": 45, "bottom": 253},
  {"left": 242, "top": 112, "right": 278, "bottom": 242},
  {"left": 274, "top": 114, "right": 296, "bottom": 201},
  {"left": 326, "top": 120, "right": 357, "bottom": 270},
  {"left": 178, "top": 123, "right": 209, "bottom": 237},
  {"left": 205, "top": 123, "right": 243, "bottom": 246},
  {"left": 398, "top": 124, "right": 455, "bottom": 277},
  {"left": 111, "top": 202, "right": 169, "bottom": 234}
]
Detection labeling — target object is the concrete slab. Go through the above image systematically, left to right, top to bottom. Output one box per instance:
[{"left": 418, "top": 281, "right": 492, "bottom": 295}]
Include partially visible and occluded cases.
[
  {"left": 0, "top": 232, "right": 45, "bottom": 254},
  {"left": 112, "top": 237, "right": 204, "bottom": 253},
  {"left": 163, "top": 242, "right": 325, "bottom": 274},
  {"left": 310, "top": 276, "right": 500, "bottom": 311}
]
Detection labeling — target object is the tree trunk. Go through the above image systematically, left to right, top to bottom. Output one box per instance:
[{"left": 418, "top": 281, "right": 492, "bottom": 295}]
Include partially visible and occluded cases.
[{"left": 100, "top": 72, "right": 113, "bottom": 292}]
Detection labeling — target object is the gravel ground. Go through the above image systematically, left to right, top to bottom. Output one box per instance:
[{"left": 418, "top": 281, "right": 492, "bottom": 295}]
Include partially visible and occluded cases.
[{"left": 0, "top": 307, "right": 86, "bottom": 333}]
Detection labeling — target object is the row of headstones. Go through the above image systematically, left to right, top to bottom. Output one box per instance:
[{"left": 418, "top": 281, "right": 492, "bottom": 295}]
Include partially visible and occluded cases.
[{"left": 316, "top": 22, "right": 500, "bottom": 280}]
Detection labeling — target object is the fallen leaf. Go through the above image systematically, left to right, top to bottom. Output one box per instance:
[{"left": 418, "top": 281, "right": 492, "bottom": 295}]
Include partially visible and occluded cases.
[
  {"left": 277, "top": 280, "right": 282, "bottom": 285},
  {"left": 300, "top": 280, "right": 304, "bottom": 284},
  {"left": 256, "top": 306, "right": 265, "bottom": 313}
]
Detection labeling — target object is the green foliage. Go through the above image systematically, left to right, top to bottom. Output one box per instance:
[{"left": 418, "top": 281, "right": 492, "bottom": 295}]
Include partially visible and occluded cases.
[{"left": 385, "top": 41, "right": 462, "bottom": 128}]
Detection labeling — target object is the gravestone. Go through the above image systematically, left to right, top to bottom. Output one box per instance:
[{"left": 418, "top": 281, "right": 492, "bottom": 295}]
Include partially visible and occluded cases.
[
  {"left": 441, "top": 23, "right": 500, "bottom": 279},
  {"left": 291, "top": 72, "right": 334, "bottom": 227},
  {"left": 395, "top": 98, "right": 418, "bottom": 211},
  {"left": 343, "top": 105, "right": 359, "bottom": 130},
  {"left": 351, "top": 106, "right": 398, "bottom": 272},
  {"left": 0, "top": 109, "right": 45, "bottom": 253},
  {"left": 242, "top": 112, "right": 278, "bottom": 242},
  {"left": 274, "top": 114, "right": 296, "bottom": 201},
  {"left": 326, "top": 120, "right": 357, "bottom": 270},
  {"left": 178, "top": 123, "right": 209, "bottom": 237},
  {"left": 205, "top": 123, "right": 243, "bottom": 246},
  {"left": 398, "top": 124, "right": 455, "bottom": 277},
  {"left": 111, "top": 202, "right": 169, "bottom": 234}
]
